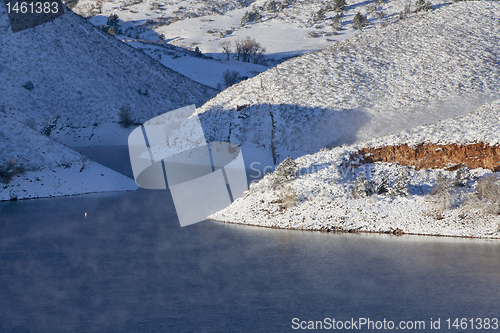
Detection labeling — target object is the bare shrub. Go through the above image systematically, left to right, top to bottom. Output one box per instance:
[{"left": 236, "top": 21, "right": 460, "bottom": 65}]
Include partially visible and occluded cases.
[
  {"left": 149, "top": 2, "right": 161, "bottom": 11},
  {"left": 306, "top": 31, "right": 322, "bottom": 38},
  {"left": 222, "top": 70, "right": 241, "bottom": 87},
  {"left": 22, "top": 81, "right": 34, "bottom": 90},
  {"left": 118, "top": 105, "right": 135, "bottom": 128},
  {"left": 40, "top": 116, "right": 59, "bottom": 136},
  {"left": 0, "top": 159, "right": 25, "bottom": 184},
  {"left": 431, "top": 172, "right": 455, "bottom": 211},
  {"left": 351, "top": 173, "right": 375, "bottom": 198},
  {"left": 476, "top": 175, "right": 500, "bottom": 215},
  {"left": 281, "top": 185, "right": 298, "bottom": 208}
]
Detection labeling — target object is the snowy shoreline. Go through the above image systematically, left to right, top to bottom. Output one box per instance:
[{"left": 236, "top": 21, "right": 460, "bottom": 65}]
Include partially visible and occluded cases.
[
  {"left": 209, "top": 100, "right": 500, "bottom": 240},
  {"left": 0, "top": 162, "right": 138, "bottom": 202},
  {"left": 210, "top": 218, "right": 500, "bottom": 240}
]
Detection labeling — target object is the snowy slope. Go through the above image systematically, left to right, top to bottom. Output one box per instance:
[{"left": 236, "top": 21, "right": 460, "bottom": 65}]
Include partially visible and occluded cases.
[
  {"left": 73, "top": 0, "right": 451, "bottom": 60},
  {"left": 193, "top": 2, "right": 500, "bottom": 168},
  {"left": 0, "top": 3, "right": 218, "bottom": 147},
  {"left": 122, "top": 39, "right": 268, "bottom": 88},
  {"left": 209, "top": 99, "right": 500, "bottom": 239},
  {"left": 0, "top": 113, "right": 137, "bottom": 201}
]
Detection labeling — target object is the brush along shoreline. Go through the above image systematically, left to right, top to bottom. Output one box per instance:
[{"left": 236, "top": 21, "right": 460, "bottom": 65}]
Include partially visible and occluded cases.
[{"left": 209, "top": 218, "right": 500, "bottom": 240}]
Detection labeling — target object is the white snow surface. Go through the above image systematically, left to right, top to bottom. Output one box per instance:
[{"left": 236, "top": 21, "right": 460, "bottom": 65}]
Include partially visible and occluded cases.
[
  {"left": 193, "top": 2, "right": 500, "bottom": 168},
  {"left": 209, "top": 99, "right": 500, "bottom": 239},
  {"left": 0, "top": 113, "right": 137, "bottom": 201}
]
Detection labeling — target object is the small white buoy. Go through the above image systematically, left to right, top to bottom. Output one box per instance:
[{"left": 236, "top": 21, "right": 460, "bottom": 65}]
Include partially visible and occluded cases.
[{"left": 85, "top": 212, "right": 87, "bottom": 218}]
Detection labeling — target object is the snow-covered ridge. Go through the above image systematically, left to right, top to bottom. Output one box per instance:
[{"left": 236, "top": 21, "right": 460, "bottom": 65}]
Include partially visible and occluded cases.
[
  {"left": 194, "top": 2, "right": 500, "bottom": 167},
  {"left": 0, "top": 4, "right": 217, "bottom": 147},
  {"left": 209, "top": 99, "right": 500, "bottom": 239}
]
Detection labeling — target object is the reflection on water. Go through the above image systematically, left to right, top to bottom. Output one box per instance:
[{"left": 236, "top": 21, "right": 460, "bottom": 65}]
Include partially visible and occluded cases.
[{"left": 1, "top": 147, "right": 499, "bottom": 332}]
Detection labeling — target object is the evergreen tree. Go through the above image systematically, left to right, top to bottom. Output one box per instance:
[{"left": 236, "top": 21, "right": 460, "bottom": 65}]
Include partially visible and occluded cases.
[
  {"left": 333, "top": 0, "right": 346, "bottom": 12},
  {"left": 241, "top": 7, "right": 261, "bottom": 26},
  {"left": 315, "top": 8, "right": 326, "bottom": 22},
  {"left": 353, "top": 12, "right": 369, "bottom": 30},
  {"left": 332, "top": 13, "right": 342, "bottom": 29},
  {"left": 194, "top": 46, "right": 203, "bottom": 57},
  {"left": 274, "top": 157, "right": 297, "bottom": 184},
  {"left": 454, "top": 164, "right": 470, "bottom": 187}
]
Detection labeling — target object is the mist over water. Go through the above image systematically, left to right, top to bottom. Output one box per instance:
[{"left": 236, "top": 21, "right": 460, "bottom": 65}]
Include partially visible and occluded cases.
[{"left": 1, "top": 147, "right": 499, "bottom": 332}]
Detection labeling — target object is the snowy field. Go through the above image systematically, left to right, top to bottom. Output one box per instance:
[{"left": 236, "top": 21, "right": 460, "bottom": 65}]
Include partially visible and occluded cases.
[{"left": 210, "top": 99, "right": 500, "bottom": 239}]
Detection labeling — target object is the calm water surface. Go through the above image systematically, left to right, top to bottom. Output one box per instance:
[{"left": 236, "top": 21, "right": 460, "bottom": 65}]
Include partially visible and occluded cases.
[{"left": 0, "top": 147, "right": 499, "bottom": 332}]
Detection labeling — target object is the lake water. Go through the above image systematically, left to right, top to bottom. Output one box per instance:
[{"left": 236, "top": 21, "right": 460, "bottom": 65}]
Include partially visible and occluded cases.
[{"left": 1, "top": 147, "right": 500, "bottom": 332}]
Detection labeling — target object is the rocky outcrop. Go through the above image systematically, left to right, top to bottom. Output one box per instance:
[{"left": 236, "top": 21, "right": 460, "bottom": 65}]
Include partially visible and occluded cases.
[{"left": 357, "top": 142, "right": 500, "bottom": 171}]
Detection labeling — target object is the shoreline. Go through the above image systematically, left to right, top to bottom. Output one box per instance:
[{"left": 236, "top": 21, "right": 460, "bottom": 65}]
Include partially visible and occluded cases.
[{"left": 210, "top": 218, "right": 500, "bottom": 240}]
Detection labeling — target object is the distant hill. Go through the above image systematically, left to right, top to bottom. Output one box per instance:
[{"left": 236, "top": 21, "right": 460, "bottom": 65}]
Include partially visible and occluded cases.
[
  {"left": 193, "top": 2, "right": 500, "bottom": 167},
  {"left": 0, "top": 4, "right": 218, "bottom": 146}
]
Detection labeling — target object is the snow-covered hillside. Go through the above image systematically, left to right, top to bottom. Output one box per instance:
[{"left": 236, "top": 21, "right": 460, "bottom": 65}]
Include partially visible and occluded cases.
[
  {"left": 69, "top": 0, "right": 454, "bottom": 87},
  {"left": 192, "top": 1, "right": 500, "bottom": 169},
  {"left": 0, "top": 2, "right": 219, "bottom": 201},
  {"left": 0, "top": 4, "right": 217, "bottom": 147},
  {"left": 210, "top": 99, "right": 500, "bottom": 239},
  {"left": 0, "top": 113, "right": 137, "bottom": 201}
]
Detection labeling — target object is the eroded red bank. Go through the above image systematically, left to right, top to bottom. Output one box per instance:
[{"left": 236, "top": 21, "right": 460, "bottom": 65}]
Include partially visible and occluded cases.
[{"left": 355, "top": 142, "right": 500, "bottom": 172}]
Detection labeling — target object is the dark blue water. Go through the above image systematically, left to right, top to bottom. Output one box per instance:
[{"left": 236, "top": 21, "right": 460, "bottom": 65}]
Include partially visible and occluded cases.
[{"left": 1, "top": 147, "right": 499, "bottom": 332}]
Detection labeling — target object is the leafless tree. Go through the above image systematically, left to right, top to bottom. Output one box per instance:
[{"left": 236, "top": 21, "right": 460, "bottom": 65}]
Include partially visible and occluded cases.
[{"left": 219, "top": 40, "right": 232, "bottom": 60}]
